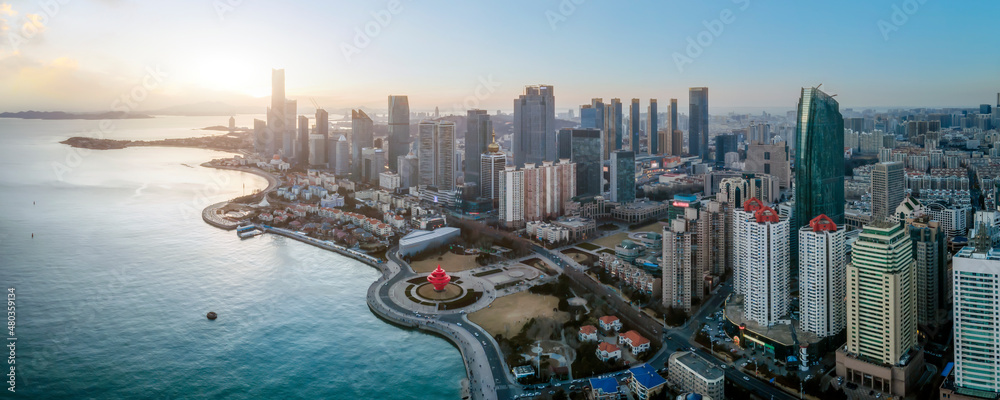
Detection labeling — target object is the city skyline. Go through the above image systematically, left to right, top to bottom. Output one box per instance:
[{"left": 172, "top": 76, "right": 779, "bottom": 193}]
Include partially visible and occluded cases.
[{"left": 1, "top": 1, "right": 998, "bottom": 112}]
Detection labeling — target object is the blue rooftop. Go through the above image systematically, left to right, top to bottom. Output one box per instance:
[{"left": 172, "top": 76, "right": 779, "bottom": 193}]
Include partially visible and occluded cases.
[
  {"left": 673, "top": 194, "right": 698, "bottom": 202},
  {"left": 942, "top": 362, "right": 954, "bottom": 377},
  {"left": 629, "top": 363, "right": 667, "bottom": 389},
  {"left": 588, "top": 377, "right": 618, "bottom": 394}
]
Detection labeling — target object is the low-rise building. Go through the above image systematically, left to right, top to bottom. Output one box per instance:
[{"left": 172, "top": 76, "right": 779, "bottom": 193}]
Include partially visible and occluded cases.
[
  {"left": 551, "top": 216, "right": 597, "bottom": 242},
  {"left": 525, "top": 221, "right": 570, "bottom": 244},
  {"left": 598, "top": 315, "right": 622, "bottom": 332},
  {"left": 579, "top": 325, "right": 598, "bottom": 342},
  {"left": 618, "top": 330, "right": 651, "bottom": 354},
  {"left": 596, "top": 342, "right": 622, "bottom": 362},
  {"left": 668, "top": 351, "right": 725, "bottom": 400},
  {"left": 629, "top": 363, "right": 667, "bottom": 400},
  {"left": 512, "top": 365, "right": 534, "bottom": 380},
  {"left": 589, "top": 376, "right": 620, "bottom": 400}
]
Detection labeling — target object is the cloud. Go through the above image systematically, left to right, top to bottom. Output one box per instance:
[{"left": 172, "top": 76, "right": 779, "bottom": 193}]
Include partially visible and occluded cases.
[{"left": 0, "top": 3, "right": 15, "bottom": 17}]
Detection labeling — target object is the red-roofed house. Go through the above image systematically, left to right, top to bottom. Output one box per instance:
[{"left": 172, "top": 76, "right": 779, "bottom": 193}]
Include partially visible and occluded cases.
[
  {"left": 598, "top": 316, "right": 622, "bottom": 332},
  {"left": 579, "top": 325, "right": 598, "bottom": 342},
  {"left": 618, "top": 330, "right": 650, "bottom": 354},
  {"left": 596, "top": 342, "right": 622, "bottom": 362}
]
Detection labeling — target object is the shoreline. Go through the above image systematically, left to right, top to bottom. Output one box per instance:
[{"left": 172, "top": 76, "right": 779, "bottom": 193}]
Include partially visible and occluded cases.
[{"left": 199, "top": 163, "right": 280, "bottom": 230}]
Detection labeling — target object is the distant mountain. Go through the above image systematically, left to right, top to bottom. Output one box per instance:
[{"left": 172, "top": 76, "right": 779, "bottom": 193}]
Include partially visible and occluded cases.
[
  {"left": 144, "top": 101, "right": 261, "bottom": 116},
  {"left": 0, "top": 111, "right": 152, "bottom": 120}
]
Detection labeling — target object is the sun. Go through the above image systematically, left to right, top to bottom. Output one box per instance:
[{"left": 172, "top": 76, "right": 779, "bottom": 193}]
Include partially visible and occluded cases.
[{"left": 193, "top": 56, "right": 268, "bottom": 97}]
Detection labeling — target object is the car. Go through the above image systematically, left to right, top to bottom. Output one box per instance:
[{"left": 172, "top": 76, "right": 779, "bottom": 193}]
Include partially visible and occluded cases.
[
  {"left": 457, "top": 322, "right": 462, "bottom": 326},
  {"left": 474, "top": 332, "right": 479, "bottom": 337},
  {"left": 689, "top": 347, "right": 696, "bottom": 351},
  {"left": 741, "top": 362, "right": 747, "bottom": 367},
  {"left": 744, "top": 377, "right": 750, "bottom": 381},
  {"left": 876, "top": 394, "right": 881, "bottom": 399}
]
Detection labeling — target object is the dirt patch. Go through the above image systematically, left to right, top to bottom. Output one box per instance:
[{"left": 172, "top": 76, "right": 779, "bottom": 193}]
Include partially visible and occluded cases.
[
  {"left": 630, "top": 221, "right": 666, "bottom": 233},
  {"left": 589, "top": 232, "right": 630, "bottom": 249},
  {"left": 411, "top": 252, "right": 479, "bottom": 273},
  {"left": 469, "top": 291, "right": 570, "bottom": 337}
]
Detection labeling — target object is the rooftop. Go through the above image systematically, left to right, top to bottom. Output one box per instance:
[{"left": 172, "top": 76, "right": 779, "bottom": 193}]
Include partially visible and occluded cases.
[
  {"left": 670, "top": 351, "right": 724, "bottom": 381},
  {"left": 629, "top": 363, "right": 667, "bottom": 389},
  {"left": 589, "top": 377, "right": 619, "bottom": 394}
]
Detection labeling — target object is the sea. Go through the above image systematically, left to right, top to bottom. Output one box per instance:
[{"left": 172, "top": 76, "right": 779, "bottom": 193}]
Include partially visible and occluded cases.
[{"left": 0, "top": 115, "right": 465, "bottom": 399}]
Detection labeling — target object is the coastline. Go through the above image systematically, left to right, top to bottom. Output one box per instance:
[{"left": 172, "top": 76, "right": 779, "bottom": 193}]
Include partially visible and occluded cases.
[{"left": 199, "top": 162, "right": 280, "bottom": 230}]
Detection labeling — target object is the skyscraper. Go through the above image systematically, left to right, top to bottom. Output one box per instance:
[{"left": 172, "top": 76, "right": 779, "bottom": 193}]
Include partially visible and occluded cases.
[
  {"left": 267, "top": 69, "right": 285, "bottom": 158},
  {"left": 512, "top": 85, "right": 556, "bottom": 168},
  {"left": 794, "top": 86, "right": 845, "bottom": 227},
  {"left": 689, "top": 88, "right": 709, "bottom": 159},
  {"left": 388, "top": 95, "right": 410, "bottom": 172},
  {"left": 580, "top": 98, "right": 603, "bottom": 130},
  {"left": 603, "top": 98, "right": 623, "bottom": 161},
  {"left": 629, "top": 98, "right": 641, "bottom": 153},
  {"left": 667, "top": 98, "right": 679, "bottom": 139},
  {"left": 283, "top": 99, "right": 296, "bottom": 158},
  {"left": 647, "top": 99, "right": 658, "bottom": 155},
  {"left": 351, "top": 109, "right": 373, "bottom": 178},
  {"left": 465, "top": 109, "right": 491, "bottom": 196},
  {"left": 311, "top": 110, "right": 328, "bottom": 166},
  {"left": 296, "top": 115, "right": 309, "bottom": 165},
  {"left": 253, "top": 119, "right": 267, "bottom": 157},
  {"left": 418, "top": 121, "right": 437, "bottom": 188},
  {"left": 437, "top": 121, "right": 456, "bottom": 191},
  {"left": 556, "top": 128, "right": 572, "bottom": 160},
  {"left": 570, "top": 129, "right": 602, "bottom": 197},
  {"left": 671, "top": 129, "right": 684, "bottom": 156},
  {"left": 714, "top": 134, "right": 737, "bottom": 167},
  {"left": 335, "top": 135, "right": 350, "bottom": 175},
  {"left": 480, "top": 139, "right": 506, "bottom": 201},
  {"left": 745, "top": 141, "right": 791, "bottom": 188},
  {"left": 361, "top": 147, "right": 386, "bottom": 184},
  {"left": 610, "top": 150, "right": 635, "bottom": 203},
  {"left": 398, "top": 151, "right": 419, "bottom": 189},
  {"left": 520, "top": 160, "right": 576, "bottom": 222},
  {"left": 872, "top": 162, "right": 905, "bottom": 221},
  {"left": 733, "top": 198, "right": 789, "bottom": 327},
  {"left": 798, "top": 215, "right": 846, "bottom": 337},
  {"left": 663, "top": 218, "right": 696, "bottom": 312},
  {"left": 844, "top": 221, "right": 916, "bottom": 366},
  {"left": 950, "top": 233, "right": 1000, "bottom": 396}
]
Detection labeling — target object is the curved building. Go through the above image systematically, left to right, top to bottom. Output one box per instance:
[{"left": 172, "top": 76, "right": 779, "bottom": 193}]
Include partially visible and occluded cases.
[{"left": 794, "top": 86, "right": 845, "bottom": 228}]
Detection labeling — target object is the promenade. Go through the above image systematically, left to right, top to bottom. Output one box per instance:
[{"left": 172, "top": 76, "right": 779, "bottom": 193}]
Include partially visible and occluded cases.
[{"left": 200, "top": 163, "right": 280, "bottom": 230}]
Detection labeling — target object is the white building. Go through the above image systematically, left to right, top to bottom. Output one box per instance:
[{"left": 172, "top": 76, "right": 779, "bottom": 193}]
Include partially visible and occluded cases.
[
  {"left": 480, "top": 141, "right": 506, "bottom": 200},
  {"left": 499, "top": 166, "right": 525, "bottom": 228},
  {"left": 379, "top": 171, "right": 401, "bottom": 191},
  {"left": 734, "top": 198, "right": 789, "bottom": 326},
  {"left": 798, "top": 214, "right": 846, "bottom": 337},
  {"left": 952, "top": 240, "right": 1000, "bottom": 395},
  {"left": 598, "top": 315, "right": 622, "bottom": 332},
  {"left": 579, "top": 325, "right": 598, "bottom": 342},
  {"left": 596, "top": 342, "right": 622, "bottom": 362},
  {"left": 668, "top": 351, "right": 725, "bottom": 400}
]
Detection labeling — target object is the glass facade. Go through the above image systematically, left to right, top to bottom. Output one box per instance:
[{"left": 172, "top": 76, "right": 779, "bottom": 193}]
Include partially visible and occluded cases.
[
  {"left": 794, "top": 87, "right": 845, "bottom": 228},
  {"left": 689, "top": 88, "right": 709, "bottom": 159},
  {"left": 571, "top": 129, "right": 602, "bottom": 197},
  {"left": 611, "top": 150, "right": 635, "bottom": 203}
]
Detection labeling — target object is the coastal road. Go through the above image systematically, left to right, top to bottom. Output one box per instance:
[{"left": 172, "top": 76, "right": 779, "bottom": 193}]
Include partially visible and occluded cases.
[{"left": 377, "top": 250, "right": 520, "bottom": 400}]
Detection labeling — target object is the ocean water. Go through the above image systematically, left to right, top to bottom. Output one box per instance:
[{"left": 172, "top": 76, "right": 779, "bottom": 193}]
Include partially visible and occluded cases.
[{"left": 0, "top": 117, "right": 464, "bottom": 399}]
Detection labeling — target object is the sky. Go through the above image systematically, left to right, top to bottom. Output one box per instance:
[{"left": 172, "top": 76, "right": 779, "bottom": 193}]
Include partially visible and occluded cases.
[{"left": 1, "top": 0, "right": 998, "bottom": 114}]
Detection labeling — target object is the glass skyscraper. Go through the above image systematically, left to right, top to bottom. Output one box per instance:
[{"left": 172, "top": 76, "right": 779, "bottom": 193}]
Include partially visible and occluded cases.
[
  {"left": 513, "top": 85, "right": 556, "bottom": 168},
  {"left": 794, "top": 86, "right": 845, "bottom": 228},
  {"left": 688, "top": 87, "right": 709, "bottom": 159},
  {"left": 388, "top": 95, "right": 410, "bottom": 172},
  {"left": 629, "top": 98, "right": 641, "bottom": 153},
  {"left": 647, "top": 99, "right": 658, "bottom": 155},
  {"left": 465, "top": 109, "right": 491, "bottom": 197},
  {"left": 570, "top": 129, "right": 602, "bottom": 197},
  {"left": 610, "top": 150, "right": 635, "bottom": 203}
]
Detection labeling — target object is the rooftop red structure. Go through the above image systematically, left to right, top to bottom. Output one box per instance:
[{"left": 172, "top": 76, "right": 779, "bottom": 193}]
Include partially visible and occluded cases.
[
  {"left": 743, "top": 197, "right": 765, "bottom": 213},
  {"left": 754, "top": 206, "right": 780, "bottom": 223},
  {"left": 809, "top": 214, "right": 838, "bottom": 232},
  {"left": 427, "top": 265, "right": 451, "bottom": 291}
]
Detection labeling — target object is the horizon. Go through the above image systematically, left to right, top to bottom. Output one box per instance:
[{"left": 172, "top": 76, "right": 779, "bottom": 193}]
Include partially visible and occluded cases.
[{"left": 1, "top": 1, "right": 997, "bottom": 113}]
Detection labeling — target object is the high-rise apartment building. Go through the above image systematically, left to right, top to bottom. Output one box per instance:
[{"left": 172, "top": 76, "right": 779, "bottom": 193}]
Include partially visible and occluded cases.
[
  {"left": 513, "top": 85, "right": 556, "bottom": 168},
  {"left": 689, "top": 88, "right": 709, "bottom": 159},
  {"left": 388, "top": 95, "right": 410, "bottom": 172},
  {"left": 610, "top": 150, "right": 635, "bottom": 203},
  {"left": 872, "top": 162, "right": 905, "bottom": 221},
  {"left": 499, "top": 166, "right": 524, "bottom": 228},
  {"left": 733, "top": 198, "right": 789, "bottom": 327},
  {"left": 798, "top": 215, "right": 846, "bottom": 337},
  {"left": 907, "top": 216, "right": 945, "bottom": 326},
  {"left": 663, "top": 217, "right": 697, "bottom": 312},
  {"left": 950, "top": 235, "right": 1000, "bottom": 396}
]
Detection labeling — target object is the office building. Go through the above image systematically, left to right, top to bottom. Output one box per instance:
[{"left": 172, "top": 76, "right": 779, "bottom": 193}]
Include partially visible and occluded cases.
[
  {"left": 267, "top": 69, "right": 285, "bottom": 157},
  {"left": 512, "top": 85, "right": 556, "bottom": 168},
  {"left": 794, "top": 86, "right": 845, "bottom": 227},
  {"left": 689, "top": 88, "right": 709, "bottom": 159},
  {"left": 388, "top": 95, "right": 410, "bottom": 171},
  {"left": 604, "top": 98, "right": 623, "bottom": 160},
  {"left": 630, "top": 98, "right": 641, "bottom": 153},
  {"left": 282, "top": 99, "right": 296, "bottom": 158},
  {"left": 647, "top": 99, "right": 658, "bottom": 155},
  {"left": 351, "top": 109, "right": 373, "bottom": 178},
  {"left": 466, "top": 109, "right": 491, "bottom": 196},
  {"left": 296, "top": 115, "right": 309, "bottom": 164},
  {"left": 417, "top": 120, "right": 456, "bottom": 190},
  {"left": 556, "top": 128, "right": 572, "bottom": 160},
  {"left": 569, "top": 129, "right": 602, "bottom": 197},
  {"left": 671, "top": 129, "right": 684, "bottom": 156},
  {"left": 714, "top": 134, "right": 737, "bottom": 167},
  {"left": 334, "top": 136, "right": 350, "bottom": 175},
  {"left": 480, "top": 140, "right": 506, "bottom": 201},
  {"left": 745, "top": 142, "right": 791, "bottom": 189},
  {"left": 361, "top": 147, "right": 386, "bottom": 184},
  {"left": 610, "top": 150, "right": 635, "bottom": 203},
  {"left": 398, "top": 151, "right": 419, "bottom": 189},
  {"left": 872, "top": 162, "right": 905, "bottom": 221},
  {"left": 733, "top": 198, "right": 789, "bottom": 326},
  {"left": 798, "top": 215, "right": 846, "bottom": 337},
  {"left": 907, "top": 216, "right": 945, "bottom": 327},
  {"left": 837, "top": 220, "right": 920, "bottom": 397},
  {"left": 949, "top": 233, "right": 1000, "bottom": 396},
  {"left": 667, "top": 351, "right": 725, "bottom": 400}
]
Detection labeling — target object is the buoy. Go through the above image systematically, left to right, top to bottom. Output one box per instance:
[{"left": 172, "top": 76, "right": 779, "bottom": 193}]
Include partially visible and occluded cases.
[{"left": 206, "top": 312, "right": 217, "bottom": 320}]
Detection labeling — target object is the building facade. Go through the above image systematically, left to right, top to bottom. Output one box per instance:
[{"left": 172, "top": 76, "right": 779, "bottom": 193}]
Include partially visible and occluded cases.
[
  {"left": 513, "top": 85, "right": 556, "bottom": 168},
  {"left": 794, "top": 86, "right": 845, "bottom": 227},
  {"left": 689, "top": 87, "right": 709, "bottom": 159},
  {"left": 388, "top": 95, "right": 410, "bottom": 171},
  {"left": 610, "top": 150, "right": 635, "bottom": 203},
  {"left": 734, "top": 198, "right": 790, "bottom": 326},
  {"left": 798, "top": 214, "right": 846, "bottom": 337}
]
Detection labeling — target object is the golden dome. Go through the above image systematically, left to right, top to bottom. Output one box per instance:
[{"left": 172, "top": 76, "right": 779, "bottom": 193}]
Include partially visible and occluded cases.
[{"left": 487, "top": 141, "right": 500, "bottom": 153}]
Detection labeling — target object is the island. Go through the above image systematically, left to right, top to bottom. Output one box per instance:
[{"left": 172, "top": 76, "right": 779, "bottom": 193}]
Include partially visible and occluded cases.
[{"left": 0, "top": 111, "right": 153, "bottom": 120}]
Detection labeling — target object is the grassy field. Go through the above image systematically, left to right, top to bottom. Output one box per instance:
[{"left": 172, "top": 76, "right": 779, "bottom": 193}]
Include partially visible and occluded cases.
[
  {"left": 631, "top": 221, "right": 667, "bottom": 233},
  {"left": 589, "top": 232, "right": 630, "bottom": 249},
  {"left": 411, "top": 252, "right": 479, "bottom": 273},
  {"left": 468, "top": 291, "right": 569, "bottom": 337}
]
